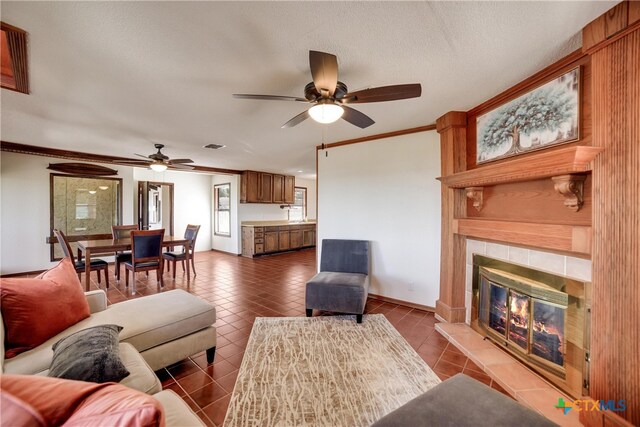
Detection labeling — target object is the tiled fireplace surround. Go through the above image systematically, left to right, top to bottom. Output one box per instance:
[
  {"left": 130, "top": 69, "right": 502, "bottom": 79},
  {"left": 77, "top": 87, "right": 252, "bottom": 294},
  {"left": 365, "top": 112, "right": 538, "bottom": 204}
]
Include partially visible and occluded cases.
[
  {"left": 435, "top": 238, "right": 591, "bottom": 426},
  {"left": 462, "top": 239, "right": 591, "bottom": 324}
]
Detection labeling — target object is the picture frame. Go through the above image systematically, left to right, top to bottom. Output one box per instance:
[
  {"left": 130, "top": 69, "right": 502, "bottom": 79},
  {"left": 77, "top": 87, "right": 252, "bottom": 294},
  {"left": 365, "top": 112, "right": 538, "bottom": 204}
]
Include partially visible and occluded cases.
[{"left": 476, "top": 67, "right": 580, "bottom": 164}]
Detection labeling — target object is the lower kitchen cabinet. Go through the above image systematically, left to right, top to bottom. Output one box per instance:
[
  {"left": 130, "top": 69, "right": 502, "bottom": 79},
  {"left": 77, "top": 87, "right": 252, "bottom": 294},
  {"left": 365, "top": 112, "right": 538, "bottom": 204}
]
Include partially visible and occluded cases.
[{"left": 241, "top": 223, "right": 316, "bottom": 258}]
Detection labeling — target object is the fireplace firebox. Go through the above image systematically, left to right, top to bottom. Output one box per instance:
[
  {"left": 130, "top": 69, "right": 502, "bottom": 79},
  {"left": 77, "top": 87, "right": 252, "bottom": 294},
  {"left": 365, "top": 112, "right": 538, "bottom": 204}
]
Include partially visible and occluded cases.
[{"left": 472, "top": 255, "right": 591, "bottom": 399}]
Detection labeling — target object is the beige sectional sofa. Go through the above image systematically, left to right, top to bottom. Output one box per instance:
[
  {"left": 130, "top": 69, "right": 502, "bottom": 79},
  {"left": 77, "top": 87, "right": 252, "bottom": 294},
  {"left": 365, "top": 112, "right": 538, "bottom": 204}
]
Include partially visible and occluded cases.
[{"left": 0, "top": 289, "right": 217, "bottom": 426}]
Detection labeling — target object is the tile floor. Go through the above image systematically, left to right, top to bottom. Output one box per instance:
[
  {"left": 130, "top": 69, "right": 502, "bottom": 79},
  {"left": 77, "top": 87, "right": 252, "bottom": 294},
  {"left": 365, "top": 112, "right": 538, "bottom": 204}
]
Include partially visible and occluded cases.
[{"left": 74, "top": 248, "right": 510, "bottom": 426}]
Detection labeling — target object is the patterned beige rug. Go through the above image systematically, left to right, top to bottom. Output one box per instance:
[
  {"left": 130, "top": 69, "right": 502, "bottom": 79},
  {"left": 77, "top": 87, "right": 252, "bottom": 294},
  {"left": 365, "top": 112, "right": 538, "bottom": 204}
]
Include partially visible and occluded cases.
[{"left": 223, "top": 314, "right": 441, "bottom": 427}]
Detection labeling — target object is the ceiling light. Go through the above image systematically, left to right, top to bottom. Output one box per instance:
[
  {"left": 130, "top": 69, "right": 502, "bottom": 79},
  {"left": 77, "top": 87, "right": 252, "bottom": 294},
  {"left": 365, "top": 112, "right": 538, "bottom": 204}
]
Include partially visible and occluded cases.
[
  {"left": 309, "top": 103, "right": 344, "bottom": 124},
  {"left": 150, "top": 162, "right": 168, "bottom": 172},
  {"left": 98, "top": 185, "right": 109, "bottom": 190},
  {"left": 88, "top": 190, "right": 97, "bottom": 195}
]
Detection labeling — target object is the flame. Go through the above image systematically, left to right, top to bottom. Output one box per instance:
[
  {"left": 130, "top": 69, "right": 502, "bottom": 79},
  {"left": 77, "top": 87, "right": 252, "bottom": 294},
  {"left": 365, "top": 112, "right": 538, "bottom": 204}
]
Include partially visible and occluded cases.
[{"left": 510, "top": 296, "right": 529, "bottom": 328}]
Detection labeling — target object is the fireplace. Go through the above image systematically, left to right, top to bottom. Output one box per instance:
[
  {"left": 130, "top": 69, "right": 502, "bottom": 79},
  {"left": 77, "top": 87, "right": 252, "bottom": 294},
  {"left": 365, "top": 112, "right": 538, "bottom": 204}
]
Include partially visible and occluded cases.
[{"left": 472, "top": 255, "right": 591, "bottom": 399}]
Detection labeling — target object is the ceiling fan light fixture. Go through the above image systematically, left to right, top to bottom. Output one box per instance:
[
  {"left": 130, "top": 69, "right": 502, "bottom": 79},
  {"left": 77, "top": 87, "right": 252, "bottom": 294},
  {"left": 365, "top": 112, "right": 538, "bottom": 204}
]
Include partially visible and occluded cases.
[
  {"left": 309, "top": 103, "right": 344, "bottom": 124},
  {"left": 150, "top": 162, "right": 168, "bottom": 172}
]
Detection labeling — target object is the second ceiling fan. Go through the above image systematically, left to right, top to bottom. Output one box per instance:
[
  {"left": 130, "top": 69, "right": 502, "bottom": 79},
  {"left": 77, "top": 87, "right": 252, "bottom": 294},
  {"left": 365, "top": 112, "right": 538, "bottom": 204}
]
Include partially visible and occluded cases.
[{"left": 233, "top": 51, "right": 422, "bottom": 129}]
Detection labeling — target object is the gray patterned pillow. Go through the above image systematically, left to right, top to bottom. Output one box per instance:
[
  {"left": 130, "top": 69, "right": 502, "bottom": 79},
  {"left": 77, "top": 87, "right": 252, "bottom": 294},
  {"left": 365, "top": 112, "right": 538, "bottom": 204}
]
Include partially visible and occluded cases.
[{"left": 48, "top": 324, "right": 130, "bottom": 383}]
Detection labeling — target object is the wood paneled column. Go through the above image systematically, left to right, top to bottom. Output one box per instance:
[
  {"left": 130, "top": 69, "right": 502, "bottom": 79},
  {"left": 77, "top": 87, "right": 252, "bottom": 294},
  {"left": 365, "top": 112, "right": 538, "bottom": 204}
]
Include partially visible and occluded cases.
[
  {"left": 582, "top": 2, "right": 640, "bottom": 425},
  {"left": 435, "top": 112, "right": 467, "bottom": 323}
]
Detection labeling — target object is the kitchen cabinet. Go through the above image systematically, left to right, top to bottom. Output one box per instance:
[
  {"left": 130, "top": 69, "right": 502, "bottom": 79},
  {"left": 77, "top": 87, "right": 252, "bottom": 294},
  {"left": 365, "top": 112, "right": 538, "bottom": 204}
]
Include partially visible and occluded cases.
[
  {"left": 240, "top": 171, "right": 295, "bottom": 204},
  {"left": 273, "top": 174, "right": 284, "bottom": 204},
  {"left": 284, "top": 176, "right": 295, "bottom": 204},
  {"left": 241, "top": 223, "right": 316, "bottom": 257},
  {"left": 264, "top": 228, "right": 279, "bottom": 252},
  {"left": 290, "top": 229, "right": 302, "bottom": 249}
]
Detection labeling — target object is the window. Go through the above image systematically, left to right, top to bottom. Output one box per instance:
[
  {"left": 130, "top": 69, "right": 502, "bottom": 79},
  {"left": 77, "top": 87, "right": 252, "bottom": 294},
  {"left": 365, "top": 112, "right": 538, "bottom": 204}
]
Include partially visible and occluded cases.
[
  {"left": 214, "top": 183, "right": 231, "bottom": 236},
  {"left": 288, "top": 187, "right": 307, "bottom": 222}
]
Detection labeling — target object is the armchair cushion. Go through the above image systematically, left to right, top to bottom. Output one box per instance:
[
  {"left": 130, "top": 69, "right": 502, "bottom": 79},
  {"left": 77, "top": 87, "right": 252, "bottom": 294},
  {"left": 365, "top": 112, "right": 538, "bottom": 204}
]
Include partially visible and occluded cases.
[
  {"left": 0, "top": 258, "right": 90, "bottom": 359},
  {"left": 306, "top": 272, "right": 369, "bottom": 314}
]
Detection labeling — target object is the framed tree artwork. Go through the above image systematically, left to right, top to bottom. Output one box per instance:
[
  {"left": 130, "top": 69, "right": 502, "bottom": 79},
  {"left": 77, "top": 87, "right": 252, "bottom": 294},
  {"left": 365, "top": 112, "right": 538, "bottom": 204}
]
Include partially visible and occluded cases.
[{"left": 476, "top": 67, "right": 580, "bottom": 164}]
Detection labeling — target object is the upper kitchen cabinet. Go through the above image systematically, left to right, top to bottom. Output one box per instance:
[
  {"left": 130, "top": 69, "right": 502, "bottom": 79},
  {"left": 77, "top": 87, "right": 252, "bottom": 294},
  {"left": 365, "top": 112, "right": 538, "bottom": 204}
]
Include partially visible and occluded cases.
[{"left": 240, "top": 171, "right": 295, "bottom": 204}]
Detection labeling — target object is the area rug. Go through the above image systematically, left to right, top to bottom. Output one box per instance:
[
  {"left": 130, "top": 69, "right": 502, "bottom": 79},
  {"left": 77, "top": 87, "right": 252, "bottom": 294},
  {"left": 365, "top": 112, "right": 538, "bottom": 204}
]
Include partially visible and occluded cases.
[{"left": 223, "top": 314, "right": 441, "bottom": 427}]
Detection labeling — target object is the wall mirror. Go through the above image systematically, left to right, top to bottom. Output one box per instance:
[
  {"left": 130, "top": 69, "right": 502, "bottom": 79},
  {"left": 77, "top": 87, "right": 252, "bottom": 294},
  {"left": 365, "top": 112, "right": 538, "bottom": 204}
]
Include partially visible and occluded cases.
[
  {"left": 50, "top": 174, "right": 122, "bottom": 260},
  {"left": 137, "top": 181, "right": 174, "bottom": 235}
]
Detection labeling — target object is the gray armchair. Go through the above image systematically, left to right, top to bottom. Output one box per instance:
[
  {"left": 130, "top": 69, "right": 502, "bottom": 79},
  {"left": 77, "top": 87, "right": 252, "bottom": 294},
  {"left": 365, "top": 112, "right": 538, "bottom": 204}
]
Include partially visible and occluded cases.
[{"left": 305, "top": 239, "right": 370, "bottom": 323}]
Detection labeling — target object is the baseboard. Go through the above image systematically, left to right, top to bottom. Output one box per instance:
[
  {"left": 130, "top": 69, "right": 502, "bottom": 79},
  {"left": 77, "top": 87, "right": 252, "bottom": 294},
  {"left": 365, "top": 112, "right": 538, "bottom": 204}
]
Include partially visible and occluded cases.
[
  {"left": 210, "top": 248, "right": 241, "bottom": 256},
  {"left": 368, "top": 293, "right": 435, "bottom": 313}
]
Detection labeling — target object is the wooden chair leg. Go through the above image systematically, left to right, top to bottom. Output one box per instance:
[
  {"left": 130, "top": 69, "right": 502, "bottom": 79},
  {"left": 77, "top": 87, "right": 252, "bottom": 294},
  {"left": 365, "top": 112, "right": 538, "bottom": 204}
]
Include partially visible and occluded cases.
[
  {"left": 191, "top": 256, "right": 196, "bottom": 277},
  {"left": 166, "top": 260, "right": 171, "bottom": 273},
  {"left": 173, "top": 260, "right": 177, "bottom": 279},
  {"left": 181, "top": 260, "right": 185, "bottom": 272},
  {"left": 115, "top": 261, "right": 120, "bottom": 281},
  {"left": 104, "top": 267, "right": 110, "bottom": 288},
  {"left": 158, "top": 267, "right": 164, "bottom": 287},
  {"left": 125, "top": 269, "right": 129, "bottom": 287},
  {"left": 97, "top": 270, "right": 101, "bottom": 284}
]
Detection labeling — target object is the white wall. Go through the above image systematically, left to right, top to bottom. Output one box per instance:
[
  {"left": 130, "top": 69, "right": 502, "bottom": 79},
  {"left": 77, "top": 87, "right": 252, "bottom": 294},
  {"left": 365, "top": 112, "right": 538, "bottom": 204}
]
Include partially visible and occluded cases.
[
  {"left": 317, "top": 131, "right": 441, "bottom": 307},
  {"left": 0, "top": 151, "right": 134, "bottom": 274},
  {"left": 133, "top": 168, "right": 212, "bottom": 251},
  {"left": 211, "top": 174, "right": 239, "bottom": 254}
]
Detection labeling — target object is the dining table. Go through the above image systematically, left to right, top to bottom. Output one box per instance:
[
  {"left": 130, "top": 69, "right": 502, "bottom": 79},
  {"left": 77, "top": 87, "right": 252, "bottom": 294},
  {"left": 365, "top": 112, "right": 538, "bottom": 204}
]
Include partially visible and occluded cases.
[{"left": 76, "top": 236, "right": 191, "bottom": 291}]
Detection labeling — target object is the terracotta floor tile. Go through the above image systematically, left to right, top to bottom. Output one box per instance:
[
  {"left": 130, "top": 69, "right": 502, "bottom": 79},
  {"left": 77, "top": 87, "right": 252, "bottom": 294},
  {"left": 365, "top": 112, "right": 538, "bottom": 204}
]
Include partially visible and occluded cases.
[
  {"left": 439, "top": 349, "right": 468, "bottom": 367},
  {"left": 434, "top": 358, "right": 465, "bottom": 377},
  {"left": 167, "top": 360, "right": 202, "bottom": 380},
  {"left": 177, "top": 370, "right": 214, "bottom": 394},
  {"left": 216, "top": 370, "right": 239, "bottom": 393},
  {"left": 189, "top": 381, "right": 230, "bottom": 409},
  {"left": 201, "top": 395, "right": 232, "bottom": 426},
  {"left": 195, "top": 411, "right": 216, "bottom": 427}
]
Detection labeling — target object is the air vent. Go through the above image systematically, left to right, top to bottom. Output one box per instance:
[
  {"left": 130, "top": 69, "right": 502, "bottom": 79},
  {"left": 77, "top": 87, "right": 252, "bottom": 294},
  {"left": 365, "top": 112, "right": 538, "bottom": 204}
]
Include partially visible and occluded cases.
[{"left": 203, "top": 144, "right": 225, "bottom": 150}]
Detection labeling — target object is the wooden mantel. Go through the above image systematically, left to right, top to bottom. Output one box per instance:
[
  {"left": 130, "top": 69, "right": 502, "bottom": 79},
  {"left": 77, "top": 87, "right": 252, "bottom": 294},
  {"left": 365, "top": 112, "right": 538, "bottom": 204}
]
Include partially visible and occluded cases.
[{"left": 438, "top": 145, "right": 603, "bottom": 188}]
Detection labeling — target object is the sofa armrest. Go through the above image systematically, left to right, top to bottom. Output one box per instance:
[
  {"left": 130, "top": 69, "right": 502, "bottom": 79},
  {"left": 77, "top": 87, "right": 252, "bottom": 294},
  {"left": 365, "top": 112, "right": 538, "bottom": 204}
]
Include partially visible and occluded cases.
[{"left": 84, "top": 290, "right": 107, "bottom": 313}]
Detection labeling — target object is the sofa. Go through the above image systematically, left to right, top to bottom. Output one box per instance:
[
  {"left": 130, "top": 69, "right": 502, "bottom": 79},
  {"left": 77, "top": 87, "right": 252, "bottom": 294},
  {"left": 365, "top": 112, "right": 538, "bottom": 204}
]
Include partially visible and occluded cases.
[{"left": 0, "top": 288, "right": 217, "bottom": 426}]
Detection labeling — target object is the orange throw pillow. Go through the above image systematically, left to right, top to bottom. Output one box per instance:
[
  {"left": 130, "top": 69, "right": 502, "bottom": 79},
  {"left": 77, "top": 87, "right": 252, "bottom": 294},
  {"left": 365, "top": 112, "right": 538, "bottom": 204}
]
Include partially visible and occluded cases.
[
  {"left": 0, "top": 258, "right": 90, "bottom": 358},
  {"left": 0, "top": 375, "right": 164, "bottom": 427}
]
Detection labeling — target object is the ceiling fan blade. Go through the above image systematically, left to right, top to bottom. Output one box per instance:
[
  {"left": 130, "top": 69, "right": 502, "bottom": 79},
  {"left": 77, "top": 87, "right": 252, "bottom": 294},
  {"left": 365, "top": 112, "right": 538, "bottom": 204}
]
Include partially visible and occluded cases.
[
  {"left": 309, "top": 50, "right": 338, "bottom": 96},
  {"left": 342, "top": 83, "right": 422, "bottom": 104},
  {"left": 233, "top": 94, "right": 307, "bottom": 102},
  {"left": 341, "top": 106, "right": 375, "bottom": 129},
  {"left": 281, "top": 110, "right": 310, "bottom": 128},
  {"left": 134, "top": 153, "right": 151, "bottom": 159},
  {"left": 168, "top": 158, "right": 194, "bottom": 164},
  {"left": 169, "top": 164, "right": 194, "bottom": 170}
]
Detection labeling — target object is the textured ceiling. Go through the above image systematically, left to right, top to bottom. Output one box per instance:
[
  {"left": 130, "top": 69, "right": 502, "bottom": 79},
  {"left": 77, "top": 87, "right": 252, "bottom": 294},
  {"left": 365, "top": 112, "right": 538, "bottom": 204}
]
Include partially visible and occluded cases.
[{"left": 0, "top": 1, "right": 615, "bottom": 178}]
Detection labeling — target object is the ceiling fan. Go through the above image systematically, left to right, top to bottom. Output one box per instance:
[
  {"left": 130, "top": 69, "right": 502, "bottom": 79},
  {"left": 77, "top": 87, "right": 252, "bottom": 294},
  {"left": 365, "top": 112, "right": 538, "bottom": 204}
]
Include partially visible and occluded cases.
[
  {"left": 233, "top": 50, "right": 422, "bottom": 129},
  {"left": 121, "top": 144, "right": 194, "bottom": 172}
]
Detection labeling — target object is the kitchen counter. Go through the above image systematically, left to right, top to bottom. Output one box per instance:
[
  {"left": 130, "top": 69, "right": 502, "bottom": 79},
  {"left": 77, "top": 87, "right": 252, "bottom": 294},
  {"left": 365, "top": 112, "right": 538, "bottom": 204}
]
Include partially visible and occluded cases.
[
  {"left": 241, "top": 220, "right": 316, "bottom": 227},
  {"left": 241, "top": 221, "right": 316, "bottom": 257}
]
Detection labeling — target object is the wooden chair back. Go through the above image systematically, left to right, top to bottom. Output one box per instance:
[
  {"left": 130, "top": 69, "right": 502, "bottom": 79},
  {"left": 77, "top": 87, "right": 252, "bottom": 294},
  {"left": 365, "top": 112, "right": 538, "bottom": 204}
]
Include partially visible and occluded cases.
[
  {"left": 112, "top": 224, "right": 139, "bottom": 239},
  {"left": 184, "top": 224, "right": 201, "bottom": 253},
  {"left": 52, "top": 229, "right": 76, "bottom": 263},
  {"left": 130, "top": 229, "right": 164, "bottom": 264}
]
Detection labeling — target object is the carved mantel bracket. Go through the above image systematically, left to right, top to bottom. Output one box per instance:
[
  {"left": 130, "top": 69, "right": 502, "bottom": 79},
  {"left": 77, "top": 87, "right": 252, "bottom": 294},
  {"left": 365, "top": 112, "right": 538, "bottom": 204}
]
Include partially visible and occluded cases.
[
  {"left": 551, "top": 174, "right": 588, "bottom": 212},
  {"left": 465, "top": 187, "right": 484, "bottom": 212}
]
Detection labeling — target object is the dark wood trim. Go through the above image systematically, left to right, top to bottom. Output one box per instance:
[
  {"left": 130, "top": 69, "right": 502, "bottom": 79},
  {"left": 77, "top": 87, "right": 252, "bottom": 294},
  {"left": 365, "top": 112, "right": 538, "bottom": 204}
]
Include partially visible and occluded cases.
[
  {"left": 1, "top": 22, "right": 29, "bottom": 94},
  {"left": 467, "top": 49, "right": 587, "bottom": 118},
  {"left": 315, "top": 124, "right": 437, "bottom": 150},
  {"left": 1, "top": 141, "right": 242, "bottom": 175},
  {"left": 47, "top": 162, "right": 119, "bottom": 176},
  {"left": 49, "top": 173, "right": 124, "bottom": 261},
  {"left": 210, "top": 248, "right": 240, "bottom": 256},
  {"left": 368, "top": 293, "right": 435, "bottom": 313}
]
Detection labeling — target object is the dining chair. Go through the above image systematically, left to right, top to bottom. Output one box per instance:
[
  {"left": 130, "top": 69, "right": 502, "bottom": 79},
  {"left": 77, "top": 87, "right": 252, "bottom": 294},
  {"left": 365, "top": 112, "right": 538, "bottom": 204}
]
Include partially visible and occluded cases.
[
  {"left": 111, "top": 224, "right": 138, "bottom": 282},
  {"left": 163, "top": 224, "right": 200, "bottom": 279},
  {"left": 53, "top": 229, "right": 110, "bottom": 288},
  {"left": 124, "top": 229, "right": 165, "bottom": 293}
]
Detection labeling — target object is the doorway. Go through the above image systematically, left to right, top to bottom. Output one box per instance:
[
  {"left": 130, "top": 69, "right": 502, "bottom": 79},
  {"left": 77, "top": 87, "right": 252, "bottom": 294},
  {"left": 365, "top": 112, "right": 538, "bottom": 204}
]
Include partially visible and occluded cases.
[{"left": 137, "top": 181, "right": 174, "bottom": 235}]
